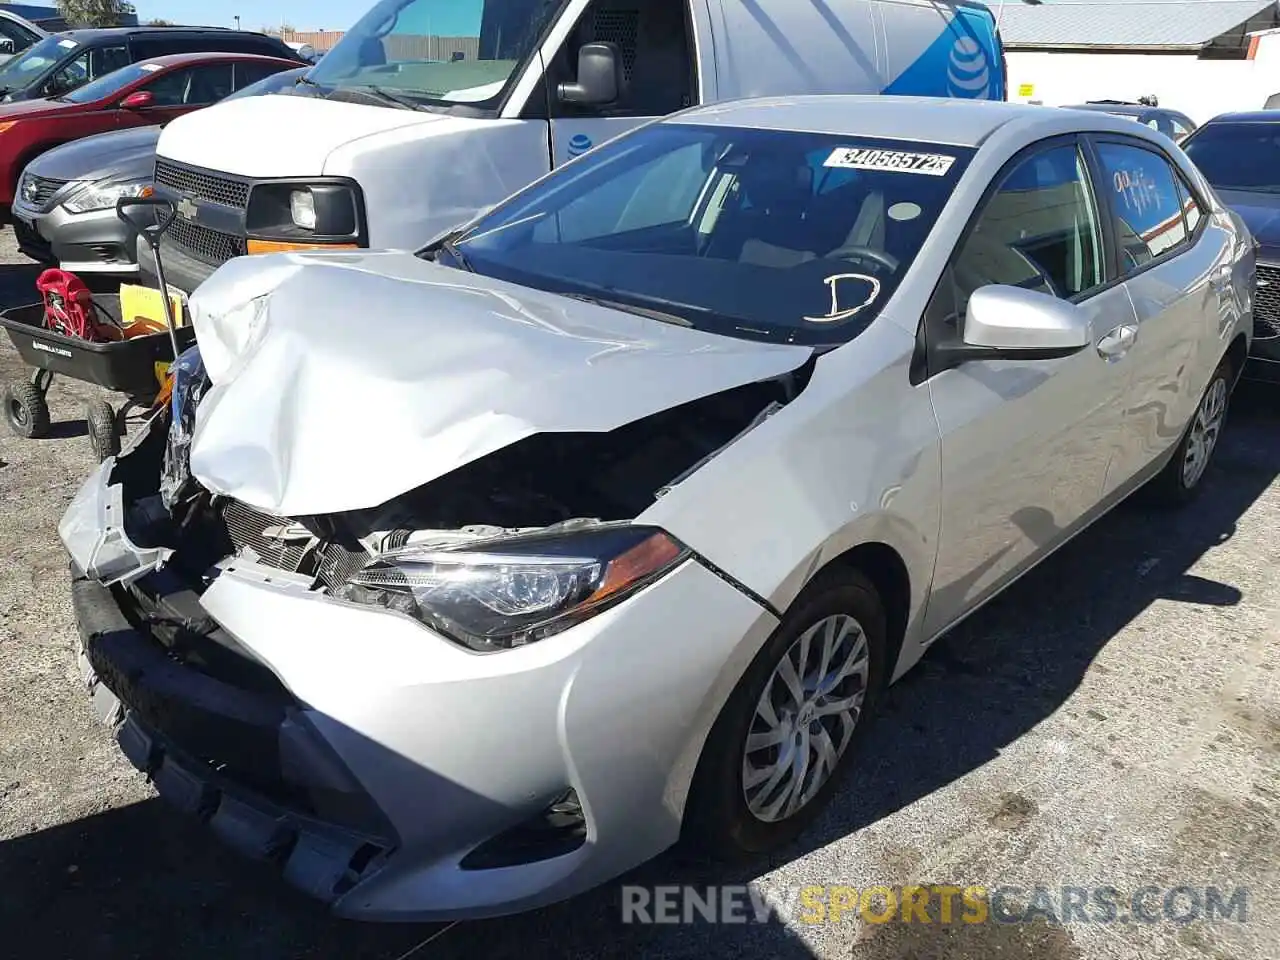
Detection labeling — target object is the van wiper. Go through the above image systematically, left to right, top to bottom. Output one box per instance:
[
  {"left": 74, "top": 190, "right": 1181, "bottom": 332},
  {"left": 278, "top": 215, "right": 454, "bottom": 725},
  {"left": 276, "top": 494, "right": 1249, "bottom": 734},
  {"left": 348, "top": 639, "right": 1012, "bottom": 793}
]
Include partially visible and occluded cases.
[{"left": 358, "top": 84, "right": 422, "bottom": 111}]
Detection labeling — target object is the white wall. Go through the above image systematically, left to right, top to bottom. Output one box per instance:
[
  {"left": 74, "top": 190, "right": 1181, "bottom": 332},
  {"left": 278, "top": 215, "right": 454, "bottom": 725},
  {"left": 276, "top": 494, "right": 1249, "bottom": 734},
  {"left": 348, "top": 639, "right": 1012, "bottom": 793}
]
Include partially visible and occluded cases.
[{"left": 1007, "top": 37, "right": 1280, "bottom": 123}]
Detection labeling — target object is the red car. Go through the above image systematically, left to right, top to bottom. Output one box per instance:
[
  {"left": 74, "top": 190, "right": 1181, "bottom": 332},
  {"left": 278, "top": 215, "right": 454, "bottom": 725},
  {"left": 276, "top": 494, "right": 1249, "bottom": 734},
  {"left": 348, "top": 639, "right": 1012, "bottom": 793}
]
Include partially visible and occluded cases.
[{"left": 0, "top": 52, "right": 299, "bottom": 206}]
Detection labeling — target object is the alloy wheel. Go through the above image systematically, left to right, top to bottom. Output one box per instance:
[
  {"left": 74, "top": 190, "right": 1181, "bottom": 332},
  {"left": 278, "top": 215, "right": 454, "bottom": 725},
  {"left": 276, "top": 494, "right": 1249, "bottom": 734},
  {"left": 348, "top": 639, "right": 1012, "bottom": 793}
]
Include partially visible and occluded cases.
[
  {"left": 1182, "top": 377, "right": 1228, "bottom": 489},
  {"left": 742, "top": 614, "right": 870, "bottom": 823}
]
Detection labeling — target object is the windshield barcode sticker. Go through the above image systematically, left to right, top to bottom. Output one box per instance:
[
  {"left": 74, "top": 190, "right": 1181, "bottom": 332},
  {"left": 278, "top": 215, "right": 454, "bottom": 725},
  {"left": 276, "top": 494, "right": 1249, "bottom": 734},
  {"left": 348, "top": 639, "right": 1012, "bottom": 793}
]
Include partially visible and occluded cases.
[{"left": 823, "top": 148, "right": 956, "bottom": 176}]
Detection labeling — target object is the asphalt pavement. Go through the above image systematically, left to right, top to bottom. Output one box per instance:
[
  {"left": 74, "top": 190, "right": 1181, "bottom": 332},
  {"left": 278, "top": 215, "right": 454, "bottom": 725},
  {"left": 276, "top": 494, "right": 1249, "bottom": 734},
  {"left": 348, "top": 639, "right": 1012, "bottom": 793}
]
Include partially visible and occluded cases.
[{"left": 0, "top": 228, "right": 1277, "bottom": 960}]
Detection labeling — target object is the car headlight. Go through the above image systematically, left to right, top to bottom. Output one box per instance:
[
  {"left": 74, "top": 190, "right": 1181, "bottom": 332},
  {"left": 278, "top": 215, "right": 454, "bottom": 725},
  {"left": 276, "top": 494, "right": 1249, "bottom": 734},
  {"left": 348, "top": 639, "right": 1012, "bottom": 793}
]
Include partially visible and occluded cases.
[
  {"left": 63, "top": 180, "right": 152, "bottom": 214},
  {"left": 334, "top": 525, "right": 688, "bottom": 652}
]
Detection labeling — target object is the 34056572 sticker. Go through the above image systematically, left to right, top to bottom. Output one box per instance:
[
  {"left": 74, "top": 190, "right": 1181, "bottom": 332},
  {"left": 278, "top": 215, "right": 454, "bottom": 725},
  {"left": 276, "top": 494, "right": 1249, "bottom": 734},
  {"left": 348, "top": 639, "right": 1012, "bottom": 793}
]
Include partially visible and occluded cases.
[{"left": 823, "top": 147, "right": 956, "bottom": 177}]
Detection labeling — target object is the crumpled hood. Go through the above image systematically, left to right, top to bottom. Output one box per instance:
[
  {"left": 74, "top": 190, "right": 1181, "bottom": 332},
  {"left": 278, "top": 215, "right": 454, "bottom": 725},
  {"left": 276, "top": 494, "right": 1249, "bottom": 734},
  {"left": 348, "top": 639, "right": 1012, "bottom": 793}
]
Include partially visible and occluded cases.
[
  {"left": 158, "top": 95, "right": 454, "bottom": 178},
  {"left": 187, "top": 252, "right": 811, "bottom": 516}
]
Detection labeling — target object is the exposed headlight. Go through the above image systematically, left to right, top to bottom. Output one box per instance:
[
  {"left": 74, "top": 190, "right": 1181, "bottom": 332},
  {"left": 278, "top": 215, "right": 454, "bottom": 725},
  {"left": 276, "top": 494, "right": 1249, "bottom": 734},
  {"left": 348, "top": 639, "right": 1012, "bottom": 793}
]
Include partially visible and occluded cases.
[
  {"left": 64, "top": 180, "right": 152, "bottom": 214},
  {"left": 245, "top": 180, "right": 362, "bottom": 247},
  {"left": 289, "top": 188, "right": 316, "bottom": 229},
  {"left": 335, "top": 525, "right": 688, "bottom": 651}
]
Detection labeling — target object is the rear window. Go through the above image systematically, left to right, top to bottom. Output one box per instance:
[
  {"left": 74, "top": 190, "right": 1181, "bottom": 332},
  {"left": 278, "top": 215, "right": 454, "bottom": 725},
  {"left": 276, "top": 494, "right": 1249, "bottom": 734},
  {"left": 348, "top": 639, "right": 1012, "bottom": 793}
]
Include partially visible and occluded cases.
[{"left": 1182, "top": 123, "right": 1280, "bottom": 192}]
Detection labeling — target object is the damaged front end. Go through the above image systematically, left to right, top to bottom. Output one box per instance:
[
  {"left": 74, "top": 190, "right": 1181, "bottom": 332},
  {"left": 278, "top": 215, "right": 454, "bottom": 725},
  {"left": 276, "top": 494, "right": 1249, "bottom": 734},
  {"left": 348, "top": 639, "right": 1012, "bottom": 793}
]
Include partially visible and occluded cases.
[
  {"left": 60, "top": 335, "right": 806, "bottom": 908},
  {"left": 145, "top": 342, "right": 804, "bottom": 651}
]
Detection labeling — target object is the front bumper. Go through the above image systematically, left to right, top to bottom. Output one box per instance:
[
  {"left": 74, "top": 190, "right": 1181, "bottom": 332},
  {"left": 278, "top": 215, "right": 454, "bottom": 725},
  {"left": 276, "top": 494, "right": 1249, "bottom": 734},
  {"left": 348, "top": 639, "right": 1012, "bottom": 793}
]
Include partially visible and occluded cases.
[
  {"left": 11, "top": 197, "right": 140, "bottom": 274},
  {"left": 61, "top": 458, "right": 778, "bottom": 920}
]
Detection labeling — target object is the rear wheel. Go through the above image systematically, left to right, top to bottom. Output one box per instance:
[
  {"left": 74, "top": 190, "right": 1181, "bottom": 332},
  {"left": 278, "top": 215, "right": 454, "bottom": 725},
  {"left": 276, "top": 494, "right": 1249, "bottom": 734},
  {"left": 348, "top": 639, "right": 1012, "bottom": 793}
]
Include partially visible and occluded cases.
[
  {"left": 1147, "top": 358, "right": 1233, "bottom": 505},
  {"left": 4, "top": 379, "right": 50, "bottom": 439},
  {"left": 684, "top": 569, "right": 887, "bottom": 859}
]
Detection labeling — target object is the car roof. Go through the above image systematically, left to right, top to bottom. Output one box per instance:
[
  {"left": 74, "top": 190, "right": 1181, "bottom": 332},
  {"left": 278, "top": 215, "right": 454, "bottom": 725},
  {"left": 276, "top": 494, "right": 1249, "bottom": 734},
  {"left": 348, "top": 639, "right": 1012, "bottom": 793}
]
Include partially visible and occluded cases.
[
  {"left": 57, "top": 26, "right": 275, "bottom": 42},
  {"left": 132, "top": 52, "right": 299, "bottom": 68},
  {"left": 668, "top": 95, "right": 1151, "bottom": 148},
  {"left": 1066, "top": 103, "right": 1148, "bottom": 116},
  {"left": 1204, "top": 111, "right": 1280, "bottom": 124}
]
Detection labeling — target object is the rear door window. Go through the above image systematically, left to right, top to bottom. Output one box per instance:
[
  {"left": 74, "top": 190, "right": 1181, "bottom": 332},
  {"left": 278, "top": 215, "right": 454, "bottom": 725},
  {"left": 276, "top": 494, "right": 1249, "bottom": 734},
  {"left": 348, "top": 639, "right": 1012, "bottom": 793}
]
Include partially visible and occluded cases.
[{"left": 1095, "top": 141, "right": 1192, "bottom": 271}]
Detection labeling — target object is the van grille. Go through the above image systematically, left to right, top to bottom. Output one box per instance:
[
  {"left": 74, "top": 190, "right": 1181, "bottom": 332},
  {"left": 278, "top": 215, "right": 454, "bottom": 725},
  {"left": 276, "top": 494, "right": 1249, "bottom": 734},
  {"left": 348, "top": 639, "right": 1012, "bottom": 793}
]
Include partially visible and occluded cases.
[
  {"left": 155, "top": 160, "right": 250, "bottom": 210},
  {"left": 167, "top": 218, "right": 246, "bottom": 266},
  {"left": 1255, "top": 263, "right": 1280, "bottom": 341}
]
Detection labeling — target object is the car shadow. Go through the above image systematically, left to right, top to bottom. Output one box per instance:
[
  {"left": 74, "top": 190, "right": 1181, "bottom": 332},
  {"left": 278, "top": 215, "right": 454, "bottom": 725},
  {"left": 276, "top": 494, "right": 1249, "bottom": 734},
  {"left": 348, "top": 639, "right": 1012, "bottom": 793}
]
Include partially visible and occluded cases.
[{"left": 0, "top": 392, "right": 1276, "bottom": 960}]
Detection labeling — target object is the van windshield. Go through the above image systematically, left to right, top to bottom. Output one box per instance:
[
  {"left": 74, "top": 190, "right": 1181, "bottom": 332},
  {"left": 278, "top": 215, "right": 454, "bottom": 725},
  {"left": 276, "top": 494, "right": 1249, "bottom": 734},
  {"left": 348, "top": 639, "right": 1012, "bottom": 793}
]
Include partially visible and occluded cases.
[
  {"left": 307, "top": 0, "right": 558, "bottom": 107},
  {"left": 0, "top": 33, "right": 69, "bottom": 90},
  {"left": 450, "top": 123, "right": 973, "bottom": 346}
]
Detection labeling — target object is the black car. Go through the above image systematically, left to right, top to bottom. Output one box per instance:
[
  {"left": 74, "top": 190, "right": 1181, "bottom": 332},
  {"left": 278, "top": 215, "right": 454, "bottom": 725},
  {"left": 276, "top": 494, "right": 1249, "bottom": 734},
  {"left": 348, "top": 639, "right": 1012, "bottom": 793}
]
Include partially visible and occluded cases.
[
  {"left": 0, "top": 27, "right": 306, "bottom": 103},
  {"left": 1064, "top": 101, "right": 1198, "bottom": 143},
  {"left": 1182, "top": 112, "right": 1280, "bottom": 382}
]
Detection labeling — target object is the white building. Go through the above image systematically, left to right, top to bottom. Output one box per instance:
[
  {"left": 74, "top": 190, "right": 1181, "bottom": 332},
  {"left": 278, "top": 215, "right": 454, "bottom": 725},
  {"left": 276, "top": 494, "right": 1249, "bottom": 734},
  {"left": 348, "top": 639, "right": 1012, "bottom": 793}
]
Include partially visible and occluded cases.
[{"left": 1000, "top": 0, "right": 1280, "bottom": 122}]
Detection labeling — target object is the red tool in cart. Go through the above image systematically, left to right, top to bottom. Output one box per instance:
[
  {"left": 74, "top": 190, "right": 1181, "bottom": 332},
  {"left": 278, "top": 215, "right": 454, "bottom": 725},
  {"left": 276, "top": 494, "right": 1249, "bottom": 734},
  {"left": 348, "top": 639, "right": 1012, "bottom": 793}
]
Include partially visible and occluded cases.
[{"left": 0, "top": 197, "right": 193, "bottom": 461}]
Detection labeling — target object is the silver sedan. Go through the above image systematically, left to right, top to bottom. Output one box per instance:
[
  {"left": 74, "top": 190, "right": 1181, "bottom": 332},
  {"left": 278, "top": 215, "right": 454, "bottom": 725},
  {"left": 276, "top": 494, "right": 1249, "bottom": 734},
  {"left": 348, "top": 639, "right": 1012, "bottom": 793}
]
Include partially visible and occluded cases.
[{"left": 60, "top": 95, "right": 1253, "bottom": 920}]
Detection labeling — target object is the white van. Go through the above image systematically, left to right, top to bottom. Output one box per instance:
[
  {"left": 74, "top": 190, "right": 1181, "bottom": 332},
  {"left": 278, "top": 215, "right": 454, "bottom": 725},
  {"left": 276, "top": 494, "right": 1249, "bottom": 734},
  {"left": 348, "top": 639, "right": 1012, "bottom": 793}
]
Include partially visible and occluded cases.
[{"left": 142, "top": 0, "right": 1006, "bottom": 292}]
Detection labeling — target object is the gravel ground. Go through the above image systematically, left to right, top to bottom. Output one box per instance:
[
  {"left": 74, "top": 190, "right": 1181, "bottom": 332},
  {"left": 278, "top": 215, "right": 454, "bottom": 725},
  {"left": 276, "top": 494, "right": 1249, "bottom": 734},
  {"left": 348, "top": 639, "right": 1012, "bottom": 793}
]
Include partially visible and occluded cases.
[{"left": 0, "top": 227, "right": 1277, "bottom": 960}]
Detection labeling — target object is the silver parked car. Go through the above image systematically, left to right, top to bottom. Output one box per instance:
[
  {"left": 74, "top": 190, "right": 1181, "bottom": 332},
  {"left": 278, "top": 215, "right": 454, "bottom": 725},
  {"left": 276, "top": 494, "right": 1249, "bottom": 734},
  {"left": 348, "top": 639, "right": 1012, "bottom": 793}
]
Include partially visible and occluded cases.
[
  {"left": 12, "top": 66, "right": 307, "bottom": 275},
  {"left": 60, "top": 97, "right": 1252, "bottom": 920}
]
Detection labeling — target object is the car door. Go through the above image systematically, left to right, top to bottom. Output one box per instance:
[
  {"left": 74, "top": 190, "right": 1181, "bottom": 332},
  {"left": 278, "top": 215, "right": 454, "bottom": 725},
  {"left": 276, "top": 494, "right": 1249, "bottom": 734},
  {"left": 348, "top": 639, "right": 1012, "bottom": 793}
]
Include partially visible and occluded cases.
[
  {"left": 545, "top": 0, "right": 697, "bottom": 165},
  {"left": 1088, "top": 136, "right": 1233, "bottom": 493},
  {"left": 920, "top": 137, "right": 1139, "bottom": 635}
]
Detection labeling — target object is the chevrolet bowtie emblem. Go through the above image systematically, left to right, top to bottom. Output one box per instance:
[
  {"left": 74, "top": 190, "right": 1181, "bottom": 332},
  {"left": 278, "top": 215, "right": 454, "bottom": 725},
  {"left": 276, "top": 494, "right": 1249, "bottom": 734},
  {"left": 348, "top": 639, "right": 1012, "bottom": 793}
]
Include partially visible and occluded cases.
[{"left": 175, "top": 197, "right": 198, "bottom": 220}]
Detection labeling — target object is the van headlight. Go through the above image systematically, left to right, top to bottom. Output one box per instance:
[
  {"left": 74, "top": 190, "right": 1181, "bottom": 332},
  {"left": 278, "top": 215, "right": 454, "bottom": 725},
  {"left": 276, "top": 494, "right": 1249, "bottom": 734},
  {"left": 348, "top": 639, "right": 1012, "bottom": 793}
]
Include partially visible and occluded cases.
[
  {"left": 244, "top": 179, "right": 364, "bottom": 252},
  {"left": 289, "top": 189, "right": 316, "bottom": 229},
  {"left": 334, "top": 526, "right": 688, "bottom": 652}
]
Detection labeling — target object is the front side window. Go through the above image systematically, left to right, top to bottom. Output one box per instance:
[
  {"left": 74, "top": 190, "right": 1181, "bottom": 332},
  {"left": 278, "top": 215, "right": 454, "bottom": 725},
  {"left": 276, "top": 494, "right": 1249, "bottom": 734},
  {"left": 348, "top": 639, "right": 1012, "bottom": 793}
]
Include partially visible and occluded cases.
[
  {"left": 308, "top": 0, "right": 561, "bottom": 107},
  {"left": 46, "top": 44, "right": 129, "bottom": 96},
  {"left": 63, "top": 60, "right": 154, "bottom": 103},
  {"left": 140, "top": 64, "right": 238, "bottom": 108},
  {"left": 451, "top": 123, "right": 973, "bottom": 345},
  {"left": 1096, "top": 141, "right": 1190, "bottom": 269},
  {"left": 950, "top": 144, "right": 1104, "bottom": 317}
]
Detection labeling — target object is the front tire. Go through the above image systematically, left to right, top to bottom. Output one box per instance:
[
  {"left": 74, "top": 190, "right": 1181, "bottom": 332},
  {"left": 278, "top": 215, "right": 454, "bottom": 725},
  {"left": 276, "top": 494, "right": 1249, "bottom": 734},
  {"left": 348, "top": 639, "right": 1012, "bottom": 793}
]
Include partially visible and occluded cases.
[
  {"left": 1147, "top": 357, "right": 1233, "bottom": 505},
  {"left": 86, "top": 399, "right": 120, "bottom": 462},
  {"left": 683, "top": 569, "right": 888, "bottom": 860}
]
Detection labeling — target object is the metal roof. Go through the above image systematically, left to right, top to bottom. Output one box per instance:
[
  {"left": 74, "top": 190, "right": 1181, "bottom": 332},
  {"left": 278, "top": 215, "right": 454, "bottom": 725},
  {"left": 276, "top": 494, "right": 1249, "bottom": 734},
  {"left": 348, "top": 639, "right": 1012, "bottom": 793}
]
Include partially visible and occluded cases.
[{"left": 996, "top": 1, "right": 1277, "bottom": 50}]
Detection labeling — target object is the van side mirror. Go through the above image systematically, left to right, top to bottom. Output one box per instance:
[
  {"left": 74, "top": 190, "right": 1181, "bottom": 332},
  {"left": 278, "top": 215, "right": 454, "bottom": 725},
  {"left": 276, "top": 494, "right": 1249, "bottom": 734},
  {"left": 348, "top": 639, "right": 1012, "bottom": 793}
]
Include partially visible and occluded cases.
[
  {"left": 558, "top": 42, "right": 620, "bottom": 107},
  {"left": 934, "top": 285, "right": 1091, "bottom": 368}
]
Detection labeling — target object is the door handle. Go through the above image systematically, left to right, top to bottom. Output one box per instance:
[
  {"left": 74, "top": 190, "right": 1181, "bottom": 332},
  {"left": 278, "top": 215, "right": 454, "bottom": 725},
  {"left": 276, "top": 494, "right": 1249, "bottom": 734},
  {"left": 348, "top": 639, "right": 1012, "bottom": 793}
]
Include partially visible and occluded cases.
[{"left": 1096, "top": 323, "right": 1138, "bottom": 360}]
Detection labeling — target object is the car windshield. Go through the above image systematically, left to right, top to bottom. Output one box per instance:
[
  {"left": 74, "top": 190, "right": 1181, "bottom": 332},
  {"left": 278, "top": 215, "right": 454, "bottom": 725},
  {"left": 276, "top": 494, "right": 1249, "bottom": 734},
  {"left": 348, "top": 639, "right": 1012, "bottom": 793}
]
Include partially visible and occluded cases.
[
  {"left": 307, "top": 0, "right": 559, "bottom": 107},
  {"left": 0, "top": 33, "right": 70, "bottom": 87},
  {"left": 60, "top": 60, "right": 154, "bottom": 103},
  {"left": 450, "top": 123, "right": 973, "bottom": 346},
  {"left": 1182, "top": 123, "right": 1280, "bottom": 192}
]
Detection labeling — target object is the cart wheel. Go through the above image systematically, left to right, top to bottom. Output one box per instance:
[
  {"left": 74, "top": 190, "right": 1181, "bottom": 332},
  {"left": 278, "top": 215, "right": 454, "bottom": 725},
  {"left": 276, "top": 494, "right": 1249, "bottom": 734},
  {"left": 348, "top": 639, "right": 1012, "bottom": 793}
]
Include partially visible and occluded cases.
[
  {"left": 4, "top": 379, "right": 51, "bottom": 439},
  {"left": 86, "top": 400, "right": 120, "bottom": 462}
]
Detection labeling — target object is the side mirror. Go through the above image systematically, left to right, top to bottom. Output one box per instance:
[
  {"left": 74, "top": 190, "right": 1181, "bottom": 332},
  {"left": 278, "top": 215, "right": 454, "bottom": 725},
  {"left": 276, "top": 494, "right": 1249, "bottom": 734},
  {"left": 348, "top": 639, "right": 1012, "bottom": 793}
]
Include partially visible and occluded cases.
[
  {"left": 558, "top": 42, "right": 620, "bottom": 107},
  {"left": 120, "top": 90, "right": 153, "bottom": 109},
  {"left": 937, "top": 285, "right": 1091, "bottom": 368}
]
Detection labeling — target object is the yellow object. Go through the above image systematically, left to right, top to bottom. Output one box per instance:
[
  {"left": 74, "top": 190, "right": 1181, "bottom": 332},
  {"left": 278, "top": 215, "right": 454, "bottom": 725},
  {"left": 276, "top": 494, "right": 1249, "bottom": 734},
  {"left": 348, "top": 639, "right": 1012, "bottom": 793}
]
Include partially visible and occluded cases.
[
  {"left": 1018, "top": 83, "right": 1035, "bottom": 97},
  {"left": 247, "top": 239, "right": 359, "bottom": 255},
  {"left": 119, "top": 283, "right": 185, "bottom": 338},
  {"left": 154, "top": 361, "right": 171, "bottom": 390}
]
